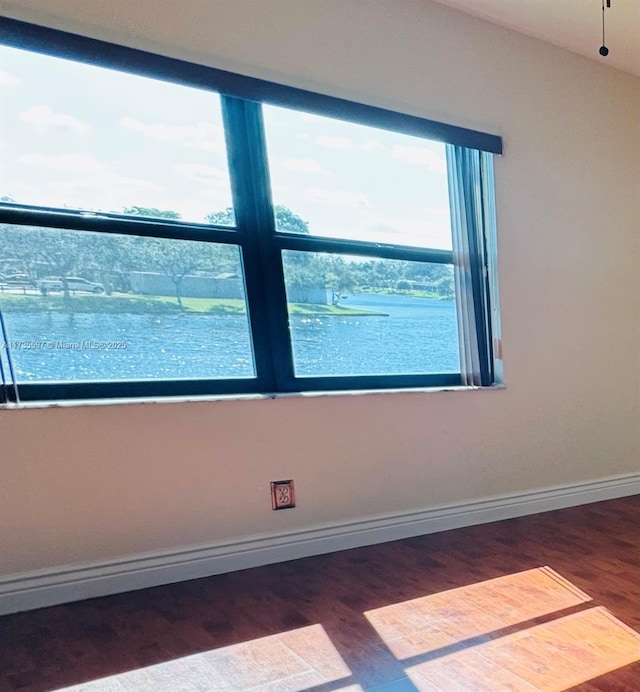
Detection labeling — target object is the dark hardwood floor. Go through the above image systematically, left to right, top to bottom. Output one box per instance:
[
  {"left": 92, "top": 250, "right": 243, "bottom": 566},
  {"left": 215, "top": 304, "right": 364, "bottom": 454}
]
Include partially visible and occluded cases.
[{"left": 1, "top": 496, "right": 638, "bottom": 691}]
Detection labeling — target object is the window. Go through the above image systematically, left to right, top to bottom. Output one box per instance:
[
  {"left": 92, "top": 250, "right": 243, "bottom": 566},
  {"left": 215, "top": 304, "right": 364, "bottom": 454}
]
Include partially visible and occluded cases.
[{"left": 0, "top": 19, "right": 502, "bottom": 403}]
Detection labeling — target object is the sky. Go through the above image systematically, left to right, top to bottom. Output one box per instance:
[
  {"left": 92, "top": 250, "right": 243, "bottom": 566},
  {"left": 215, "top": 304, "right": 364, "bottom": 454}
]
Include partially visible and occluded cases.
[{"left": 0, "top": 44, "right": 453, "bottom": 251}]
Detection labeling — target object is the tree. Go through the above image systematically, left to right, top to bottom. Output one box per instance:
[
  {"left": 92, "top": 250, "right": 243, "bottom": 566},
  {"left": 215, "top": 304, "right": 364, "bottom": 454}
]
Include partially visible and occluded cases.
[
  {"left": 207, "top": 204, "right": 325, "bottom": 303},
  {"left": 205, "top": 205, "right": 309, "bottom": 234},
  {"left": 271, "top": 205, "right": 309, "bottom": 234},
  {"left": 123, "top": 206, "right": 181, "bottom": 220},
  {"left": 205, "top": 207, "right": 235, "bottom": 227},
  {"left": 0, "top": 223, "right": 114, "bottom": 298},
  {"left": 16, "top": 229, "right": 88, "bottom": 298},
  {"left": 129, "top": 232, "right": 240, "bottom": 309},
  {"left": 90, "top": 233, "right": 137, "bottom": 295},
  {"left": 140, "top": 239, "right": 203, "bottom": 309},
  {"left": 283, "top": 252, "right": 325, "bottom": 303},
  {"left": 323, "top": 256, "right": 356, "bottom": 305},
  {"left": 434, "top": 273, "right": 455, "bottom": 299}
]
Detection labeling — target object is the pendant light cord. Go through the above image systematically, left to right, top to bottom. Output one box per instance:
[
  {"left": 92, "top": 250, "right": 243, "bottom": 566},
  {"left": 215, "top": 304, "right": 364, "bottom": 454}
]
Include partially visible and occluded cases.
[{"left": 599, "top": 0, "right": 610, "bottom": 56}]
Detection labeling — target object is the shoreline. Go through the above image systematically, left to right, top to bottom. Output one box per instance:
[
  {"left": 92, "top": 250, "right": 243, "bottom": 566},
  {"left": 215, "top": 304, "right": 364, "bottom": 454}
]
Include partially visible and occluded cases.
[{"left": 0, "top": 294, "right": 388, "bottom": 317}]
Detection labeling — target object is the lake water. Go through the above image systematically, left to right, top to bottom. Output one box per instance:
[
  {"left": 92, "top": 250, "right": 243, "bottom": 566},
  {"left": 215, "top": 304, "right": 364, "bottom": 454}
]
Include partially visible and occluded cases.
[{"left": 1, "top": 293, "right": 460, "bottom": 383}]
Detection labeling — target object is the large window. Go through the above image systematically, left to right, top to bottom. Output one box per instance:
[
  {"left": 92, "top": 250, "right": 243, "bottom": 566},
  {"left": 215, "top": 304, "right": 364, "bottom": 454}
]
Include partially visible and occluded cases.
[{"left": 0, "top": 19, "right": 502, "bottom": 403}]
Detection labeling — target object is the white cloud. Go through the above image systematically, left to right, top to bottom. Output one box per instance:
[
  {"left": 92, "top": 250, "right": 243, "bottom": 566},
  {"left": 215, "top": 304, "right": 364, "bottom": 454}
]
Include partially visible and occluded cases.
[
  {"left": 0, "top": 70, "right": 20, "bottom": 87},
  {"left": 20, "top": 105, "right": 91, "bottom": 136},
  {"left": 119, "top": 117, "right": 225, "bottom": 153},
  {"left": 316, "top": 136, "right": 354, "bottom": 151},
  {"left": 362, "top": 139, "right": 384, "bottom": 152},
  {"left": 391, "top": 145, "right": 446, "bottom": 172},
  {"left": 6, "top": 149, "right": 169, "bottom": 212},
  {"left": 18, "top": 153, "right": 105, "bottom": 174},
  {"left": 15, "top": 155, "right": 164, "bottom": 209},
  {"left": 281, "top": 158, "right": 329, "bottom": 174},
  {"left": 174, "top": 163, "right": 227, "bottom": 185},
  {"left": 85, "top": 174, "right": 162, "bottom": 195},
  {"left": 50, "top": 175, "right": 164, "bottom": 207},
  {"left": 197, "top": 187, "right": 231, "bottom": 204},
  {"left": 305, "top": 187, "right": 370, "bottom": 208},
  {"left": 422, "top": 206, "right": 451, "bottom": 221},
  {"left": 360, "top": 211, "right": 452, "bottom": 248},
  {"left": 364, "top": 216, "right": 422, "bottom": 238}
]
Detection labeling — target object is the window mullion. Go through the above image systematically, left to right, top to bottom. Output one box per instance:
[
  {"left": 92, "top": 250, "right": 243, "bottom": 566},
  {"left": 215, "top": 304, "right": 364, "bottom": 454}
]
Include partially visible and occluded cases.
[
  {"left": 222, "top": 96, "right": 294, "bottom": 390},
  {"left": 0, "top": 205, "right": 244, "bottom": 244},
  {"left": 273, "top": 233, "right": 454, "bottom": 265}
]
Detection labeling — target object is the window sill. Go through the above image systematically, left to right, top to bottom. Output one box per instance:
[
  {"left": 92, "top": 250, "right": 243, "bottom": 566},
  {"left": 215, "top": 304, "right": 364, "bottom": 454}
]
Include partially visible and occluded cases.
[{"left": 0, "top": 383, "right": 505, "bottom": 410}]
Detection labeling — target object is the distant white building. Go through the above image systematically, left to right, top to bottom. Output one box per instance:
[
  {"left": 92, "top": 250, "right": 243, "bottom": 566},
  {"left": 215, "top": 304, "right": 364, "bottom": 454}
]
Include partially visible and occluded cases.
[
  {"left": 129, "top": 271, "right": 329, "bottom": 304},
  {"left": 129, "top": 272, "right": 243, "bottom": 299}
]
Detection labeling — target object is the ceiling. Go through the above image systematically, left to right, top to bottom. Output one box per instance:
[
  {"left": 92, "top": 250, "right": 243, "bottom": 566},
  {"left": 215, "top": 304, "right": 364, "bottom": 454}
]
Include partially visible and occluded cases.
[{"left": 432, "top": 0, "right": 640, "bottom": 77}]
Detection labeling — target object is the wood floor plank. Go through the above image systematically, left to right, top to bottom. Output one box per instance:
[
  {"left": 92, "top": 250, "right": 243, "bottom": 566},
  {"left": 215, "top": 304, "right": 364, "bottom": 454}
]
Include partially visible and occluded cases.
[{"left": 0, "top": 495, "right": 637, "bottom": 691}]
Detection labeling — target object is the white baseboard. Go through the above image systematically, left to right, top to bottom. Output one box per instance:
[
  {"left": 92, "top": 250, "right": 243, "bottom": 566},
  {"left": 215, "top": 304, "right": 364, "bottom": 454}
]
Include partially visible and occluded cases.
[{"left": 1, "top": 472, "right": 638, "bottom": 616}]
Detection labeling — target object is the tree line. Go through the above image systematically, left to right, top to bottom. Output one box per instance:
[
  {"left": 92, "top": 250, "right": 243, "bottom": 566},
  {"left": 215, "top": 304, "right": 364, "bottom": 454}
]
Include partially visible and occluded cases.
[{"left": 0, "top": 205, "right": 454, "bottom": 306}]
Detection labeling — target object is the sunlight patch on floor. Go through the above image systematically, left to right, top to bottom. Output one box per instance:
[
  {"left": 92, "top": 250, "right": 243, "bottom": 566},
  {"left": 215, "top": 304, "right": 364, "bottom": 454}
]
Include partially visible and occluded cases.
[
  {"left": 364, "top": 566, "right": 591, "bottom": 659},
  {"left": 53, "top": 568, "right": 639, "bottom": 691},
  {"left": 406, "top": 606, "right": 640, "bottom": 691},
  {"left": 55, "top": 623, "right": 352, "bottom": 691}
]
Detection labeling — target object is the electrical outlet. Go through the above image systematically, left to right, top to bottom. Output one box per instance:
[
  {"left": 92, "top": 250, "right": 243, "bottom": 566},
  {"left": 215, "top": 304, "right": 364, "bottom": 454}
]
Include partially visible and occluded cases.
[{"left": 270, "top": 480, "right": 295, "bottom": 510}]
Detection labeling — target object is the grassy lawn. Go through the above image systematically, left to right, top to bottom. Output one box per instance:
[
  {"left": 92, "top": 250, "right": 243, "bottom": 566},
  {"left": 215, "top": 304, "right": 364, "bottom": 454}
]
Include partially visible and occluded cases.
[
  {"left": 367, "top": 287, "right": 452, "bottom": 300},
  {"left": 0, "top": 292, "right": 386, "bottom": 316},
  {"left": 0, "top": 293, "right": 183, "bottom": 314},
  {"left": 155, "top": 296, "right": 247, "bottom": 313},
  {"left": 289, "top": 303, "right": 385, "bottom": 316}
]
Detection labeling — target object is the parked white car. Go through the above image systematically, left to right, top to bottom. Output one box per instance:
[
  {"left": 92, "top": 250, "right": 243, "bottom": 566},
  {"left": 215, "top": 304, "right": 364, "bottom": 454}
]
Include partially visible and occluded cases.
[{"left": 38, "top": 277, "right": 105, "bottom": 294}]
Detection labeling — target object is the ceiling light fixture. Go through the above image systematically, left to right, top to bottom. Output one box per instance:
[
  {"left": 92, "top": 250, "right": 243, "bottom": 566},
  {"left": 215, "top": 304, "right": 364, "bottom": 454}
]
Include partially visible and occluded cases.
[{"left": 599, "top": 0, "right": 611, "bottom": 57}]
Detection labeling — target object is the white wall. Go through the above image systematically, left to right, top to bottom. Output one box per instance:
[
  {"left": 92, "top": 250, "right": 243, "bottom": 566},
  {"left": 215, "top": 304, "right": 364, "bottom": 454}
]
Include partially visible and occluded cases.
[{"left": 1, "top": 0, "right": 639, "bottom": 577}]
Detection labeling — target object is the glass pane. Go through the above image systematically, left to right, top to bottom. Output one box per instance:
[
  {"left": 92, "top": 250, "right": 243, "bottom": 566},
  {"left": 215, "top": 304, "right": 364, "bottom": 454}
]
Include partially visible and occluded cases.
[
  {"left": 0, "top": 45, "right": 234, "bottom": 225},
  {"left": 263, "top": 105, "right": 452, "bottom": 249},
  {"left": 0, "top": 225, "right": 255, "bottom": 382},
  {"left": 282, "top": 251, "right": 459, "bottom": 376}
]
